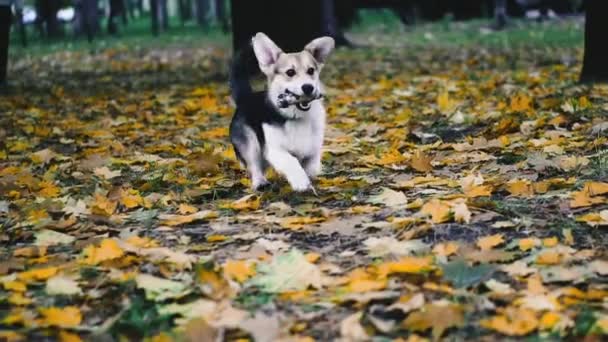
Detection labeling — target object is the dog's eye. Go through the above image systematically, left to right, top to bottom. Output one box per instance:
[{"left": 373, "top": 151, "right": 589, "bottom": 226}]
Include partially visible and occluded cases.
[
  {"left": 307, "top": 68, "right": 315, "bottom": 75},
  {"left": 286, "top": 69, "right": 296, "bottom": 77}
]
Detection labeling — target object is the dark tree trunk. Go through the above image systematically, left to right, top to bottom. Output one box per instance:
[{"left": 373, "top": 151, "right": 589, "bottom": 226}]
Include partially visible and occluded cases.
[
  {"left": 37, "top": 0, "right": 62, "bottom": 38},
  {"left": 79, "top": 0, "right": 99, "bottom": 42},
  {"left": 108, "top": 0, "right": 125, "bottom": 34},
  {"left": 150, "top": 0, "right": 160, "bottom": 35},
  {"left": 160, "top": 0, "right": 169, "bottom": 30},
  {"left": 178, "top": 0, "right": 192, "bottom": 25},
  {"left": 196, "top": 0, "right": 211, "bottom": 29},
  {"left": 214, "top": 0, "right": 229, "bottom": 32},
  {"left": 231, "top": 0, "right": 324, "bottom": 53},
  {"left": 321, "top": 0, "right": 352, "bottom": 47},
  {"left": 493, "top": 0, "right": 507, "bottom": 29},
  {"left": 580, "top": 0, "right": 608, "bottom": 83},
  {"left": 0, "top": 6, "right": 11, "bottom": 85},
  {"left": 16, "top": 8, "right": 27, "bottom": 47}
]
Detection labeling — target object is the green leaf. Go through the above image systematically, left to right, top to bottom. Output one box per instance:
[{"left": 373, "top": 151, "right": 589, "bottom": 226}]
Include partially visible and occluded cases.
[
  {"left": 248, "top": 249, "right": 323, "bottom": 293},
  {"left": 441, "top": 259, "right": 495, "bottom": 289}
]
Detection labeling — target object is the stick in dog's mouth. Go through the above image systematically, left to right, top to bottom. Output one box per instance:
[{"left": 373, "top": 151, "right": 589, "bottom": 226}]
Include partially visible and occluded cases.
[{"left": 279, "top": 90, "right": 324, "bottom": 109}]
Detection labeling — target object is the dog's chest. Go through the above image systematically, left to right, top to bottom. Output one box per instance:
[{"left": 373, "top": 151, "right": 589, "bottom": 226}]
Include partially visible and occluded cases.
[{"left": 263, "top": 107, "right": 325, "bottom": 158}]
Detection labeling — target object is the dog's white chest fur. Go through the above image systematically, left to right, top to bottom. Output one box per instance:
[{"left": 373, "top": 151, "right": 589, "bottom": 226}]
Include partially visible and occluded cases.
[{"left": 263, "top": 102, "right": 325, "bottom": 159}]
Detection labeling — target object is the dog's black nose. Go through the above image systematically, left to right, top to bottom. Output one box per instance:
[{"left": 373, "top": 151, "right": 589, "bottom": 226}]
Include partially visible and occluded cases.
[{"left": 302, "top": 84, "right": 314, "bottom": 95}]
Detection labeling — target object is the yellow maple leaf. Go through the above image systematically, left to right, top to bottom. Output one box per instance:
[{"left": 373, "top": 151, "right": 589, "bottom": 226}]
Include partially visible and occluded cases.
[
  {"left": 437, "top": 91, "right": 456, "bottom": 113},
  {"left": 510, "top": 94, "right": 533, "bottom": 112},
  {"left": 410, "top": 150, "right": 433, "bottom": 173},
  {"left": 38, "top": 180, "right": 61, "bottom": 198},
  {"left": 507, "top": 180, "right": 534, "bottom": 197},
  {"left": 584, "top": 181, "right": 608, "bottom": 196},
  {"left": 465, "top": 185, "right": 493, "bottom": 198},
  {"left": 120, "top": 189, "right": 143, "bottom": 209},
  {"left": 569, "top": 190, "right": 604, "bottom": 208},
  {"left": 90, "top": 193, "right": 117, "bottom": 217},
  {"left": 227, "top": 194, "right": 261, "bottom": 211},
  {"left": 420, "top": 199, "right": 451, "bottom": 223},
  {"left": 177, "top": 203, "right": 198, "bottom": 215},
  {"left": 159, "top": 210, "right": 217, "bottom": 226},
  {"left": 576, "top": 210, "right": 608, "bottom": 227},
  {"left": 279, "top": 216, "right": 326, "bottom": 230},
  {"left": 207, "top": 234, "right": 228, "bottom": 242},
  {"left": 477, "top": 234, "right": 504, "bottom": 251},
  {"left": 125, "top": 236, "right": 158, "bottom": 248},
  {"left": 542, "top": 236, "right": 558, "bottom": 247},
  {"left": 518, "top": 238, "right": 540, "bottom": 251},
  {"left": 81, "top": 239, "right": 124, "bottom": 265},
  {"left": 432, "top": 242, "right": 459, "bottom": 257},
  {"left": 536, "top": 250, "right": 561, "bottom": 265},
  {"left": 378, "top": 256, "right": 435, "bottom": 276},
  {"left": 223, "top": 260, "right": 256, "bottom": 283},
  {"left": 18, "top": 267, "right": 58, "bottom": 283},
  {"left": 3, "top": 281, "right": 27, "bottom": 292},
  {"left": 9, "top": 292, "right": 32, "bottom": 306},
  {"left": 403, "top": 304, "right": 464, "bottom": 338},
  {"left": 39, "top": 306, "right": 82, "bottom": 328},
  {"left": 480, "top": 307, "right": 538, "bottom": 336},
  {"left": 539, "top": 311, "right": 561, "bottom": 331},
  {"left": 59, "top": 331, "right": 82, "bottom": 342}
]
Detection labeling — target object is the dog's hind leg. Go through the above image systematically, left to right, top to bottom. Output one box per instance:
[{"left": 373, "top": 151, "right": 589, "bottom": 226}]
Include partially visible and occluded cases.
[{"left": 231, "top": 127, "right": 268, "bottom": 191}]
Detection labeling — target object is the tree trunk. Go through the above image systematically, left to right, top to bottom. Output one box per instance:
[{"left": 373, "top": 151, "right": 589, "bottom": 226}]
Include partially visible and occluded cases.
[
  {"left": 79, "top": 0, "right": 99, "bottom": 42},
  {"left": 108, "top": 0, "right": 125, "bottom": 34},
  {"left": 150, "top": 0, "right": 160, "bottom": 35},
  {"left": 160, "top": 0, "right": 169, "bottom": 30},
  {"left": 178, "top": 0, "right": 192, "bottom": 25},
  {"left": 196, "top": 0, "right": 211, "bottom": 29},
  {"left": 214, "top": 0, "right": 229, "bottom": 32},
  {"left": 321, "top": 0, "right": 352, "bottom": 47},
  {"left": 493, "top": 0, "right": 507, "bottom": 30},
  {"left": 580, "top": 0, "right": 608, "bottom": 83},
  {"left": 0, "top": 5, "right": 11, "bottom": 84}
]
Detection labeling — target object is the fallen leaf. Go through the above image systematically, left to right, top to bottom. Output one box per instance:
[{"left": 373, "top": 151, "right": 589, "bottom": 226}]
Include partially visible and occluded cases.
[
  {"left": 367, "top": 187, "right": 408, "bottom": 207},
  {"left": 39, "top": 306, "right": 82, "bottom": 328}
]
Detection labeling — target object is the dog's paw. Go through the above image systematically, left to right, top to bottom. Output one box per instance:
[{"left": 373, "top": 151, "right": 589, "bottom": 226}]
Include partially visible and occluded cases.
[
  {"left": 289, "top": 175, "right": 312, "bottom": 192},
  {"left": 251, "top": 177, "right": 270, "bottom": 191}
]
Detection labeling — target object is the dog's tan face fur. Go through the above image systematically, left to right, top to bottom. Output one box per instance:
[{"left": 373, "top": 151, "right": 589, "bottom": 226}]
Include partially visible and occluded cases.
[{"left": 252, "top": 32, "right": 335, "bottom": 112}]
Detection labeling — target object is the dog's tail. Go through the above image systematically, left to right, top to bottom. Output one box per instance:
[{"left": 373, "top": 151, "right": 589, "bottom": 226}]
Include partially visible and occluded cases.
[{"left": 230, "top": 44, "right": 255, "bottom": 105}]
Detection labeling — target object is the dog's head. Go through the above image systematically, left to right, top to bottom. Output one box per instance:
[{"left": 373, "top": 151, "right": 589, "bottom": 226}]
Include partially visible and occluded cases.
[{"left": 252, "top": 32, "right": 334, "bottom": 112}]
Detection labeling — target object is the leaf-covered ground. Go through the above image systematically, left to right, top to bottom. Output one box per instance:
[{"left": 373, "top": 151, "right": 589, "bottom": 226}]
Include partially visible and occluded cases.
[{"left": 1, "top": 18, "right": 607, "bottom": 341}]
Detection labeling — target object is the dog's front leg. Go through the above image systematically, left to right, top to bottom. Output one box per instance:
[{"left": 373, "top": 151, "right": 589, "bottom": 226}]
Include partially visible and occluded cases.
[
  {"left": 265, "top": 147, "right": 311, "bottom": 192},
  {"left": 303, "top": 152, "right": 322, "bottom": 178}
]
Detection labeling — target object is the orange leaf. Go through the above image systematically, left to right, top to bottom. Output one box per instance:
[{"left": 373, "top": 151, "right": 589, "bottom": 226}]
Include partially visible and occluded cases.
[
  {"left": 510, "top": 94, "right": 533, "bottom": 112},
  {"left": 410, "top": 150, "right": 433, "bottom": 173},
  {"left": 507, "top": 180, "right": 534, "bottom": 197},
  {"left": 91, "top": 193, "right": 117, "bottom": 217},
  {"left": 420, "top": 199, "right": 451, "bottom": 223},
  {"left": 477, "top": 234, "right": 504, "bottom": 251},
  {"left": 81, "top": 239, "right": 124, "bottom": 265},
  {"left": 378, "top": 256, "right": 434, "bottom": 276},
  {"left": 223, "top": 260, "right": 256, "bottom": 283},
  {"left": 18, "top": 267, "right": 58, "bottom": 283},
  {"left": 39, "top": 306, "right": 82, "bottom": 328},
  {"left": 480, "top": 307, "right": 538, "bottom": 336}
]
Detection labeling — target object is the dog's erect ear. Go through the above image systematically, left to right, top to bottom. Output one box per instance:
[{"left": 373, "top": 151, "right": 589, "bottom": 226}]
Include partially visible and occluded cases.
[
  {"left": 252, "top": 32, "right": 283, "bottom": 75},
  {"left": 304, "top": 37, "right": 335, "bottom": 64}
]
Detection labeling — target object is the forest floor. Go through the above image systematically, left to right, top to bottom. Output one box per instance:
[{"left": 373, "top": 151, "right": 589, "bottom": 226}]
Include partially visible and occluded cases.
[{"left": 2, "top": 16, "right": 608, "bottom": 341}]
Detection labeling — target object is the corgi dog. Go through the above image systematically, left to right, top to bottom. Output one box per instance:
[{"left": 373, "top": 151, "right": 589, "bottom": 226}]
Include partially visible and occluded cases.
[{"left": 229, "top": 32, "right": 335, "bottom": 192}]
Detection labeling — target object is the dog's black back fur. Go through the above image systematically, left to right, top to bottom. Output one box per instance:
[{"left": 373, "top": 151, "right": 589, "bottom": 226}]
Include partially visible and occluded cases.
[{"left": 229, "top": 45, "right": 287, "bottom": 166}]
